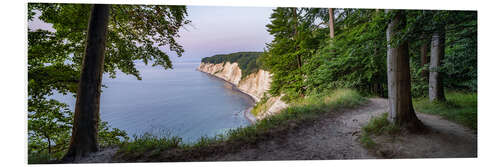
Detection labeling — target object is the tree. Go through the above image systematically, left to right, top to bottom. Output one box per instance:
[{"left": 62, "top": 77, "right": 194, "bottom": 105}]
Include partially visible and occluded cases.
[
  {"left": 28, "top": 3, "right": 189, "bottom": 162},
  {"left": 62, "top": 4, "right": 110, "bottom": 160},
  {"left": 260, "top": 7, "right": 326, "bottom": 100},
  {"left": 328, "top": 8, "right": 335, "bottom": 38},
  {"left": 304, "top": 9, "right": 387, "bottom": 96},
  {"left": 385, "top": 10, "right": 424, "bottom": 131},
  {"left": 429, "top": 26, "right": 446, "bottom": 102},
  {"left": 420, "top": 35, "right": 430, "bottom": 79}
]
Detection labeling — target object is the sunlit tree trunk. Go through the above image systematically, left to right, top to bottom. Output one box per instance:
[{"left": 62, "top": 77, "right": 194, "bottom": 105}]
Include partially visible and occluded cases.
[
  {"left": 63, "top": 4, "right": 110, "bottom": 161},
  {"left": 328, "top": 8, "right": 335, "bottom": 39},
  {"left": 386, "top": 10, "right": 424, "bottom": 131},
  {"left": 429, "top": 28, "right": 446, "bottom": 102}
]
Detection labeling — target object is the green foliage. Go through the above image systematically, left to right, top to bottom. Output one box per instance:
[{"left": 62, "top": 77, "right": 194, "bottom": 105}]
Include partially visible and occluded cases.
[
  {"left": 28, "top": 3, "right": 189, "bottom": 163},
  {"left": 29, "top": 4, "right": 190, "bottom": 79},
  {"left": 260, "top": 7, "right": 327, "bottom": 99},
  {"left": 259, "top": 8, "right": 476, "bottom": 99},
  {"left": 304, "top": 10, "right": 388, "bottom": 96},
  {"left": 405, "top": 10, "right": 477, "bottom": 96},
  {"left": 442, "top": 12, "right": 477, "bottom": 91},
  {"left": 201, "top": 52, "right": 262, "bottom": 78},
  {"left": 409, "top": 59, "right": 429, "bottom": 97},
  {"left": 414, "top": 92, "right": 477, "bottom": 130},
  {"left": 250, "top": 93, "right": 270, "bottom": 116},
  {"left": 28, "top": 99, "right": 72, "bottom": 163},
  {"left": 28, "top": 100, "right": 129, "bottom": 163},
  {"left": 98, "top": 121, "right": 130, "bottom": 147},
  {"left": 121, "top": 133, "right": 182, "bottom": 154}
]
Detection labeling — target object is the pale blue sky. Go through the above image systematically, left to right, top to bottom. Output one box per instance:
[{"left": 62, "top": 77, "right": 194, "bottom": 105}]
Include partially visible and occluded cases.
[
  {"left": 29, "top": 5, "right": 275, "bottom": 63},
  {"left": 173, "top": 6, "right": 274, "bottom": 62}
]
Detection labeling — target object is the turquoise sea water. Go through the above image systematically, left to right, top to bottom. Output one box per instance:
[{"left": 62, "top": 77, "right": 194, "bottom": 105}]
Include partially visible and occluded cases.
[{"left": 53, "top": 62, "right": 253, "bottom": 143}]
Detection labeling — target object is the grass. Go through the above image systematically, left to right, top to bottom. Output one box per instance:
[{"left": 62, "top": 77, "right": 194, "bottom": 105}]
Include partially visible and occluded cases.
[
  {"left": 116, "top": 88, "right": 365, "bottom": 161},
  {"left": 413, "top": 91, "right": 477, "bottom": 130},
  {"left": 250, "top": 95, "right": 269, "bottom": 116},
  {"left": 359, "top": 113, "right": 400, "bottom": 149},
  {"left": 120, "top": 133, "right": 182, "bottom": 154}
]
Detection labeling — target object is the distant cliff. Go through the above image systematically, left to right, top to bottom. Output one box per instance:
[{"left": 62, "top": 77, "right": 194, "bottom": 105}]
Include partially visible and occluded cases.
[{"left": 198, "top": 62, "right": 288, "bottom": 121}]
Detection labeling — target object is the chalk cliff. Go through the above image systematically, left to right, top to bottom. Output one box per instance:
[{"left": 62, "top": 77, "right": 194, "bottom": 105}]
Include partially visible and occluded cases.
[{"left": 198, "top": 62, "right": 288, "bottom": 120}]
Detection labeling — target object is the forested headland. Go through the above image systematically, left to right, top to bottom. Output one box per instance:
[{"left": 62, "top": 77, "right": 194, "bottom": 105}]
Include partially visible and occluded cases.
[{"left": 201, "top": 52, "right": 262, "bottom": 78}]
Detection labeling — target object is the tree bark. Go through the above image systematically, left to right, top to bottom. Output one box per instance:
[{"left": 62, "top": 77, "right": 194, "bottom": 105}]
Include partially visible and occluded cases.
[
  {"left": 63, "top": 4, "right": 110, "bottom": 161},
  {"left": 328, "top": 8, "right": 335, "bottom": 39},
  {"left": 385, "top": 10, "right": 424, "bottom": 132},
  {"left": 429, "top": 30, "right": 446, "bottom": 102},
  {"left": 420, "top": 36, "right": 429, "bottom": 79}
]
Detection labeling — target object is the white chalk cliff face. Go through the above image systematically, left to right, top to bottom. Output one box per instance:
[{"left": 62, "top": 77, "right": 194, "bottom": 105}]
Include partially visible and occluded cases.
[{"left": 198, "top": 62, "right": 288, "bottom": 120}]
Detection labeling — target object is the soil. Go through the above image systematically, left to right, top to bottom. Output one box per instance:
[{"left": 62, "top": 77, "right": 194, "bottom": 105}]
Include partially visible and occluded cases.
[{"left": 71, "top": 98, "right": 477, "bottom": 163}]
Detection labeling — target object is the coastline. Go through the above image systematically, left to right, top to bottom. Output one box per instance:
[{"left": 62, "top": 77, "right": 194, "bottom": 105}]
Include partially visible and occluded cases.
[{"left": 197, "top": 69, "right": 258, "bottom": 124}]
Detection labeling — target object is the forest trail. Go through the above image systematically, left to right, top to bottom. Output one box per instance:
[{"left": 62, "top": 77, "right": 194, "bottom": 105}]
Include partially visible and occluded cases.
[
  {"left": 74, "top": 98, "right": 476, "bottom": 163},
  {"left": 205, "top": 98, "right": 477, "bottom": 160}
]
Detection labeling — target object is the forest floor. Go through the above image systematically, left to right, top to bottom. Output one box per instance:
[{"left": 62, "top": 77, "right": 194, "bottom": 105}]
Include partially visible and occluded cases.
[{"left": 74, "top": 98, "right": 476, "bottom": 163}]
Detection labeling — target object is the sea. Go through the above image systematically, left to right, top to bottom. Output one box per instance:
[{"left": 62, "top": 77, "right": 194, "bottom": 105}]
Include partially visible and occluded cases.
[{"left": 52, "top": 62, "right": 254, "bottom": 143}]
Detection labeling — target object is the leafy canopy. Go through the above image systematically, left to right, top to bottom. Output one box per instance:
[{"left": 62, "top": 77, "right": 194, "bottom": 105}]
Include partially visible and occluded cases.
[{"left": 27, "top": 3, "right": 190, "bottom": 163}]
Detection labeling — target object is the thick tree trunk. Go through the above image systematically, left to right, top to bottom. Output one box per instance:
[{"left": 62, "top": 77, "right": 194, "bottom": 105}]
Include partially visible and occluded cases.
[
  {"left": 63, "top": 4, "right": 110, "bottom": 161},
  {"left": 328, "top": 8, "right": 335, "bottom": 39},
  {"left": 385, "top": 10, "right": 424, "bottom": 132},
  {"left": 429, "top": 30, "right": 446, "bottom": 102},
  {"left": 420, "top": 36, "right": 429, "bottom": 79}
]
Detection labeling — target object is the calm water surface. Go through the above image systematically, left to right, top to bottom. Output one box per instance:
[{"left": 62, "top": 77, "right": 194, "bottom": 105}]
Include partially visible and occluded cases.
[{"left": 53, "top": 62, "right": 253, "bottom": 143}]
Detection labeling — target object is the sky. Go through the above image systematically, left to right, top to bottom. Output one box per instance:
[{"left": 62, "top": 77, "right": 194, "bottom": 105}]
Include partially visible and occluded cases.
[
  {"left": 28, "top": 5, "right": 275, "bottom": 63},
  {"left": 173, "top": 6, "right": 274, "bottom": 62}
]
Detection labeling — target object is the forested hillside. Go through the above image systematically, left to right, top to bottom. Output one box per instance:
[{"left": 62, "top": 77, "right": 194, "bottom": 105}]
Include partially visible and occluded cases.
[
  {"left": 260, "top": 8, "right": 476, "bottom": 101},
  {"left": 201, "top": 52, "right": 263, "bottom": 78}
]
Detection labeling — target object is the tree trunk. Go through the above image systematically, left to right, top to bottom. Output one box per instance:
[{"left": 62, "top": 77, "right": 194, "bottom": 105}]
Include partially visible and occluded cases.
[
  {"left": 63, "top": 4, "right": 110, "bottom": 161},
  {"left": 292, "top": 8, "right": 302, "bottom": 68},
  {"left": 328, "top": 8, "right": 335, "bottom": 39},
  {"left": 385, "top": 10, "right": 424, "bottom": 132},
  {"left": 429, "top": 30, "right": 446, "bottom": 102},
  {"left": 420, "top": 36, "right": 429, "bottom": 79},
  {"left": 47, "top": 136, "right": 51, "bottom": 159}
]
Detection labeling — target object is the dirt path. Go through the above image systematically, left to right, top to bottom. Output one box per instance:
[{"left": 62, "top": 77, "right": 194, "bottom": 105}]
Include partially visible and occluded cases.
[
  {"left": 72, "top": 98, "right": 476, "bottom": 163},
  {"left": 205, "top": 98, "right": 476, "bottom": 160}
]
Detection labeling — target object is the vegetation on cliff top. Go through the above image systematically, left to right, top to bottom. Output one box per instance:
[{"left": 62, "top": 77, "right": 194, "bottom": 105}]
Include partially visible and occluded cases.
[{"left": 201, "top": 52, "right": 263, "bottom": 78}]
